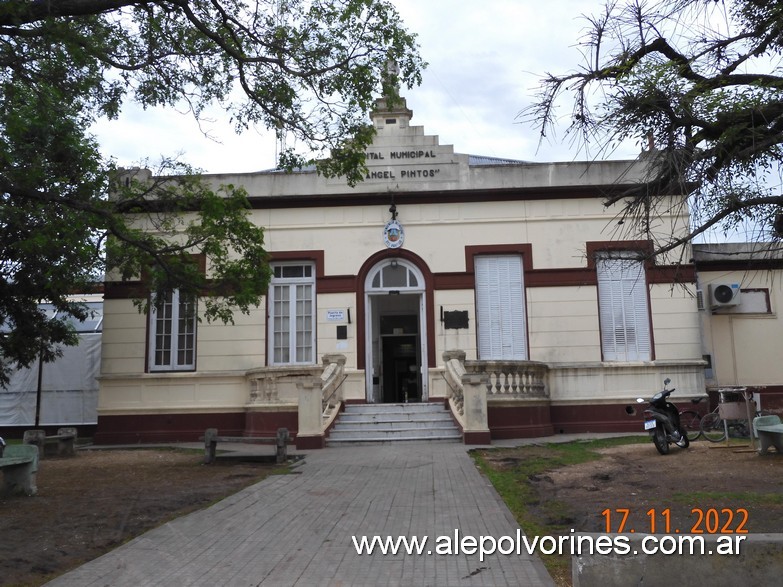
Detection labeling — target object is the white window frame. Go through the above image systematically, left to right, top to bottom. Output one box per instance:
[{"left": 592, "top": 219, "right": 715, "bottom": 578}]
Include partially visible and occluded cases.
[
  {"left": 596, "top": 252, "right": 652, "bottom": 362},
  {"left": 475, "top": 255, "right": 528, "bottom": 360},
  {"left": 268, "top": 262, "right": 316, "bottom": 365},
  {"left": 148, "top": 290, "right": 197, "bottom": 372}
]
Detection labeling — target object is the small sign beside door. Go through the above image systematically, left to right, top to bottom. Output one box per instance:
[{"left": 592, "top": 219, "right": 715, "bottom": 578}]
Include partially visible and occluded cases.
[{"left": 326, "top": 309, "right": 346, "bottom": 322}]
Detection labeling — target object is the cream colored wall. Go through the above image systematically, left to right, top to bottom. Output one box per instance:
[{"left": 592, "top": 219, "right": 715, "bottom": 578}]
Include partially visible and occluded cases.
[
  {"left": 101, "top": 160, "right": 699, "bottom": 416},
  {"left": 256, "top": 196, "right": 686, "bottom": 274},
  {"left": 700, "top": 270, "right": 783, "bottom": 387},
  {"left": 650, "top": 283, "right": 702, "bottom": 361},
  {"left": 527, "top": 286, "right": 601, "bottom": 363},
  {"left": 434, "top": 289, "right": 477, "bottom": 361},
  {"left": 99, "top": 299, "right": 265, "bottom": 414},
  {"left": 100, "top": 299, "right": 147, "bottom": 375},
  {"left": 101, "top": 299, "right": 265, "bottom": 376},
  {"left": 549, "top": 362, "right": 706, "bottom": 403},
  {"left": 99, "top": 374, "right": 249, "bottom": 415}
]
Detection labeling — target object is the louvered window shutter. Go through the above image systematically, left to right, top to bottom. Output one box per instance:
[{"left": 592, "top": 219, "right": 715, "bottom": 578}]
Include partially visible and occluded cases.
[
  {"left": 596, "top": 254, "right": 651, "bottom": 361},
  {"left": 475, "top": 255, "right": 527, "bottom": 360}
]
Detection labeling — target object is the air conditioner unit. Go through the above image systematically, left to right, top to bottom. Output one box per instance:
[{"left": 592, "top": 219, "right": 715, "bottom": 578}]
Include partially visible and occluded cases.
[{"left": 709, "top": 283, "right": 741, "bottom": 308}]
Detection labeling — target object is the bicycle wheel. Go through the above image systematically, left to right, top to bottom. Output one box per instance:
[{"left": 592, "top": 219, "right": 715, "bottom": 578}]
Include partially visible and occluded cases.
[
  {"left": 679, "top": 410, "right": 702, "bottom": 441},
  {"left": 700, "top": 412, "right": 726, "bottom": 442}
]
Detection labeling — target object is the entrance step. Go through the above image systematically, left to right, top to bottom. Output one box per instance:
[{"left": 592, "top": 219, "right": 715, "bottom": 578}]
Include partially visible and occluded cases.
[{"left": 327, "top": 403, "right": 462, "bottom": 445}]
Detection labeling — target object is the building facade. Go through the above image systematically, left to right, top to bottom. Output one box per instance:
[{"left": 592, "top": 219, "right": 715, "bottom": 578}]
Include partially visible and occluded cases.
[
  {"left": 96, "top": 96, "right": 708, "bottom": 444},
  {"left": 694, "top": 244, "right": 783, "bottom": 412}
]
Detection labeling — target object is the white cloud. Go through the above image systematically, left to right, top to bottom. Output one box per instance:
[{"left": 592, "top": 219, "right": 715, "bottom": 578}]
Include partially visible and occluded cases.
[{"left": 91, "top": 1, "right": 638, "bottom": 174}]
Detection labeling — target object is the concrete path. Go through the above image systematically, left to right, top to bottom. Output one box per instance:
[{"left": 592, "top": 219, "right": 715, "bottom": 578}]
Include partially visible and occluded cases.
[{"left": 46, "top": 442, "right": 554, "bottom": 587}]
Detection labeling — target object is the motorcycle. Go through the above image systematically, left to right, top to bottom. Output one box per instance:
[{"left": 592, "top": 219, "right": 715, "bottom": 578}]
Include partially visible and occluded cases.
[{"left": 636, "top": 378, "right": 689, "bottom": 455}]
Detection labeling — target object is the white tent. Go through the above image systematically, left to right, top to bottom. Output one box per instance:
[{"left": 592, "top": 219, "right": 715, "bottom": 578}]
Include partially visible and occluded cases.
[{"left": 1, "top": 301, "right": 102, "bottom": 426}]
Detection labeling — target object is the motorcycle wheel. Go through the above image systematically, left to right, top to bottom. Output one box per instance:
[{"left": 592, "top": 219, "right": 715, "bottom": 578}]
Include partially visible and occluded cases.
[
  {"left": 679, "top": 410, "right": 702, "bottom": 441},
  {"left": 700, "top": 412, "right": 726, "bottom": 442},
  {"left": 653, "top": 427, "right": 670, "bottom": 455},
  {"left": 675, "top": 428, "right": 690, "bottom": 448}
]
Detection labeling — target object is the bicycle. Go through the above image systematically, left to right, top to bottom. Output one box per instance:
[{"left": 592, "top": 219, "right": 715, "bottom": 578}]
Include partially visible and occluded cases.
[
  {"left": 699, "top": 391, "right": 770, "bottom": 442},
  {"left": 678, "top": 396, "right": 708, "bottom": 441}
]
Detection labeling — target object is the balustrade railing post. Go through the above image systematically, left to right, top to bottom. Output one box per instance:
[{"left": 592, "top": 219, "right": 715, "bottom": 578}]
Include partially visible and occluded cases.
[
  {"left": 461, "top": 373, "right": 491, "bottom": 444},
  {"left": 296, "top": 378, "right": 325, "bottom": 449}
]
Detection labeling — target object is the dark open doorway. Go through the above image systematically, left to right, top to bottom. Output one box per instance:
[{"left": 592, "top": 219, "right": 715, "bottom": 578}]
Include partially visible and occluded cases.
[
  {"left": 379, "top": 313, "right": 420, "bottom": 403},
  {"left": 381, "top": 335, "right": 419, "bottom": 403}
]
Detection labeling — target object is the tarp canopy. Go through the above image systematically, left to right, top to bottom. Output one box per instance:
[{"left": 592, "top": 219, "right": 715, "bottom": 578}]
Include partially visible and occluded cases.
[{"left": 1, "top": 302, "right": 102, "bottom": 426}]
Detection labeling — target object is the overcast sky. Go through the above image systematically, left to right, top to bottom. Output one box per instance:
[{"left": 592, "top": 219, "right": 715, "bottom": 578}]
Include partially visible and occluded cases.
[{"left": 92, "top": 0, "right": 639, "bottom": 174}]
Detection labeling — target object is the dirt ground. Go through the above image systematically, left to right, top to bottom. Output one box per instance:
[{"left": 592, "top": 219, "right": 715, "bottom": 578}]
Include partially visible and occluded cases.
[
  {"left": 482, "top": 438, "right": 783, "bottom": 585},
  {"left": 1, "top": 440, "right": 781, "bottom": 587},
  {"left": 527, "top": 440, "right": 783, "bottom": 534},
  {"left": 0, "top": 448, "right": 289, "bottom": 587}
]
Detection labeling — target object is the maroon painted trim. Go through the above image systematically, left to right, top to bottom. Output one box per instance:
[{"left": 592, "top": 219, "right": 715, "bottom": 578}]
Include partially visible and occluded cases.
[
  {"left": 245, "top": 184, "right": 643, "bottom": 211},
  {"left": 585, "top": 240, "right": 654, "bottom": 268},
  {"left": 465, "top": 244, "right": 534, "bottom": 274},
  {"left": 356, "top": 249, "right": 436, "bottom": 371},
  {"left": 268, "top": 250, "right": 325, "bottom": 277},
  {"left": 695, "top": 258, "right": 783, "bottom": 272},
  {"left": 525, "top": 268, "right": 596, "bottom": 287},
  {"left": 433, "top": 272, "right": 473, "bottom": 290},
  {"left": 319, "top": 275, "right": 357, "bottom": 293},
  {"left": 104, "top": 282, "right": 148, "bottom": 299},
  {"left": 549, "top": 403, "right": 650, "bottom": 435},
  {"left": 487, "top": 404, "right": 554, "bottom": 439},
  {"left": 245, "top": 410, "right": 299, "bottom": 437},
  {"left": 94, "top": 412, "right": 246, "bottom": 444},
  {"left": 463, "top": 430, "right": 492, "bottom": 445},
  {"left": 295, "top": 435, "right": 325, "bottom": 449}
]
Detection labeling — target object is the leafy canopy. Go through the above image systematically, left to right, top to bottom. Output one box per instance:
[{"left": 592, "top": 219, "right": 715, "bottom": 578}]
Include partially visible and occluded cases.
[
  {"left": 0, "top": 0, "right": 423, "bottom": 385},
  {"left": 521, "top": 0, "right": 783, "bottom": 256}
]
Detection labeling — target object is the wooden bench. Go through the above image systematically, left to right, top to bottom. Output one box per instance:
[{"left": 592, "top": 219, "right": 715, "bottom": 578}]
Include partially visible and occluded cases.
[
  {"left": 753, "top": 415, "right": 783, "bottom": 455},
  {"left": 23, "top": 428, "right": 77, "bottom": 458},
  {"left": 200, "top": 428, "right": 290, "bottom": 465},
  {"left": 0, "top": 444, "right": 39, "bottom": 496}
]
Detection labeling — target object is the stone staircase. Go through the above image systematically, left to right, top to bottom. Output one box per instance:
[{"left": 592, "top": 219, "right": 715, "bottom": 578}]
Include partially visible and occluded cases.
[{"left": 327, "top": 403, "right": 462, "bottom": 445}]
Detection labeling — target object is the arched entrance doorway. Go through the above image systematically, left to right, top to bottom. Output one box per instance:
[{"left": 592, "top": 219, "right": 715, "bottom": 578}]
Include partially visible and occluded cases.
[{"left": 364, "top": 259, "right": 428, "bottom": 403}]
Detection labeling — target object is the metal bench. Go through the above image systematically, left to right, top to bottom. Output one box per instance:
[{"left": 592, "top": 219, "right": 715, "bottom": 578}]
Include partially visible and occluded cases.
[
  {"left": 752, "top": 415, "right": 783, "bottom": 455},
  {"left": 23, "top": 428, "right": 77, "bottom": 458},
  {"left": 200, "top": 428, "right": 290, "bottom": 464},
  {"left": 0, "top": 444, "right": 39, "bottom": 496}
]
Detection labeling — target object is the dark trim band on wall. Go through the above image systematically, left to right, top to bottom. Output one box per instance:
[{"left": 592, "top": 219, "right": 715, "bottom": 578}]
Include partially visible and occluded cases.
[
  {"left": 245, "top": 184, "right": 646, "bottom": 210},
  {"left": 104, "top": 241, "right": 696, "bottom": 301}
]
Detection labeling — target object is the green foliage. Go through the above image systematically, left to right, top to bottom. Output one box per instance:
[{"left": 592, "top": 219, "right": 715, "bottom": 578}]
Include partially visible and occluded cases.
[
  {"left": 0, "top": 0, "right": 423, "bottom": 385},
  {"left": 522, "top": 0, "right": 783, "bottom": 253}
]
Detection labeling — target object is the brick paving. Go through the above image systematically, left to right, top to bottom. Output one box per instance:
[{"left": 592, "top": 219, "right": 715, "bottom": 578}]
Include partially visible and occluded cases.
[{"left": 46, "top": 442, "right": 554, "bottom": 586}]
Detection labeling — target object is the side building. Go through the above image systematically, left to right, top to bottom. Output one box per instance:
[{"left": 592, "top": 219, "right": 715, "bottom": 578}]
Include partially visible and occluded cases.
[
  {"left": 96, "top": 96, "right": 705, "bottom": 444},
  {"left": 694, "top": 243, "right": 783, "bottom": 413}
]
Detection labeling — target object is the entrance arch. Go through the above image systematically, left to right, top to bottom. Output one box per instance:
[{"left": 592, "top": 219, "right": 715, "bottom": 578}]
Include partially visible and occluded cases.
[{"left": 363, "top": 258, "right": 429, "bottom": 403}]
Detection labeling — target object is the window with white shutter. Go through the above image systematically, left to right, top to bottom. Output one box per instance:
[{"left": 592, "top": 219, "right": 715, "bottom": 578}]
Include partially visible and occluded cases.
[
  {"left": 596, "top": 252, "right": 651, "bottom": 361},
  {"left": 475, "top": 255, "right": 528, "bottom": 360}
]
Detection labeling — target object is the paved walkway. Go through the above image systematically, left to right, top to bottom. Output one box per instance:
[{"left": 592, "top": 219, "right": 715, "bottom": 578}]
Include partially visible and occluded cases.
[{"left": 47, "top": 441, "right": 556, "bottom": 587}]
